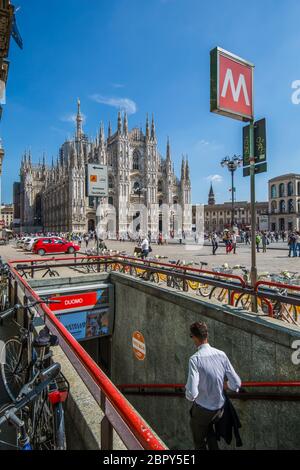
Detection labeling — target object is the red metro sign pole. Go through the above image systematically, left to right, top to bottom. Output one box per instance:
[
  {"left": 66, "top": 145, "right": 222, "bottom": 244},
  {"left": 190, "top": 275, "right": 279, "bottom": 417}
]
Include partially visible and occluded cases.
[{"left": 210, "top": 47, "right": 257, "bottom": 312}]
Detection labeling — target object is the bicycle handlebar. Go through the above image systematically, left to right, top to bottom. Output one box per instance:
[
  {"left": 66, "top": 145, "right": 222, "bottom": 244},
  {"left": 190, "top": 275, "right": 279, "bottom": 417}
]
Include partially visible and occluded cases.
[
  {"left": 0, "top": 299, "right": 61, "bottom": 324},
  {"left": 0, "top": 362, "right": 61, "bottom": 428}
]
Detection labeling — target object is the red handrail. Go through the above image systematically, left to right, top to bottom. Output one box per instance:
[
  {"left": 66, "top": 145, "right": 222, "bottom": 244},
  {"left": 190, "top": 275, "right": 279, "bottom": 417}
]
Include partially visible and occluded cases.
[
  {"left": 7, "top": 262, "right": 166, "bottom": 451},
  {"left": 255, "top": 279, "right": 300, "bottom": 294},
  {"left": 117, "top": 381, "right": 300, "bottom": 390}
]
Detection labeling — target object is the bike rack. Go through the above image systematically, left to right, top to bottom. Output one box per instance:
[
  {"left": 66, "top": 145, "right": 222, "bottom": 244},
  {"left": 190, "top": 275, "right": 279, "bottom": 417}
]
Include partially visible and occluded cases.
[{"left": 9, "top": 255, "right": 300, "bottom": 324}]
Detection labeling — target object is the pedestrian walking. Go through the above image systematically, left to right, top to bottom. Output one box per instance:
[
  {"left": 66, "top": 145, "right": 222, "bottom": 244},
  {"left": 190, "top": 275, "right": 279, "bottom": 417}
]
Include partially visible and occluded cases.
[
  {"left": 212, "top": 232, "right": 219, "bottom": 255},
  {"left": 231, "top": 232, "right": 237, "bottom": 254},
  {"left": 262, "top": 232, "right": 267, "bottom": 253},
  {"left": 288, "top": 232, "right": 296, "bottom": 257},
  {"left": 296, "top": 232, "right": 300, "bottom": 257},
  {"left": 256, "top": 233, "right": 261, "bottom": 253},
  {"left": 84, "top": 234, "right": 89, "bottom": 249},
  {"left": 141, "top": 237, "right": 149, "bottom": 259},
  {"left": 185, "top": 322, "right": 241, "bottom": 450}
]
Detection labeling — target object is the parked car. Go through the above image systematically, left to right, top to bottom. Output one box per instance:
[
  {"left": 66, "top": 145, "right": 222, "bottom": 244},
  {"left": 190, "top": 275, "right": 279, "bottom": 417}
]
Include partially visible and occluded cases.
[
  {"left": 17, "top": 236, "right": 32, "bottom": 249},
  {"left": 24, "top": 237, "right": 43, "bottom": 251},
  {"left": 32, "top": 238, "right": 80, "bottom": 256}
]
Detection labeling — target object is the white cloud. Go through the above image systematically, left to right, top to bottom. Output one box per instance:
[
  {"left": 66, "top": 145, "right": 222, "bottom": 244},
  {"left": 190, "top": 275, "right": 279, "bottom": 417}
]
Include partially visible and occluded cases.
[
  {"left": 111, "top": 83, "right": 125, "bottom": 89},
  {"left": 90, "top": 94, "right": 137, "bottom": 115},
  {"left": 60, "top": 113, "right": 86, "bottom": 124},
  {"left": 199, "top": 139, "right": 210, "bottom": 146},
  {"left": 205, "top": 174, "right": 223, "bottom": 183}
]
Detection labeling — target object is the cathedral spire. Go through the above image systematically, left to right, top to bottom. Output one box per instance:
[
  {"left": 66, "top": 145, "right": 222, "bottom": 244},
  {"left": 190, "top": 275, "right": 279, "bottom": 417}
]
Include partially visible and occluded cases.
[
  {"left": 76, "top": 98, "right": 83, "bottom": 140},
  {"left": 117, "top": 111, "right": 122, "bottom": 134},
  {"left": 123, "top": 112, "right": 128, "bottom": 135},
  {"left": 145, "top": 114, "right": 150, "bottom": 140},
  {"left": 151, "top": 114, "right": 156, "bottom": 140},
  {"left": 99, "top": 121, "right": 105, "bottom": 145},
  {"left": 166, "top": 137, "right": 171, "bottom": 161},
  {"left": 181, "top": 155, "right": 185, "bottom": 180},
  {"left": 185, "top": 156, "right": 190, "bottom": 181},
  {"left": 208, "top": 183, "right": 215, "bottom": 205}
]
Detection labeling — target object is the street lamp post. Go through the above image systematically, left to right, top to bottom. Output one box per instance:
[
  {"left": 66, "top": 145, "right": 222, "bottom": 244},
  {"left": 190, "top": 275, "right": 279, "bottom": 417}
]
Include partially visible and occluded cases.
[{"left": 220, "top": 155, "right": 242, "bottom": 227}]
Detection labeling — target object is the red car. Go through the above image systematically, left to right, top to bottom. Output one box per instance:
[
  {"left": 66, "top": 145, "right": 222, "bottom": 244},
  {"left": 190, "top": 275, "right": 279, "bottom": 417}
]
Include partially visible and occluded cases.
[{"left": 32, "top": 238, "right": 80, "bottom": 256}]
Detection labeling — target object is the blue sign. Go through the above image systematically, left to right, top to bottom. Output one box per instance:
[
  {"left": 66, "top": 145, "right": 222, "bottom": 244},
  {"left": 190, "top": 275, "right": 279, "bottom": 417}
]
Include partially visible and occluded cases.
[{"left": 57, "top": 308, "right": 110, "bottom": 341}]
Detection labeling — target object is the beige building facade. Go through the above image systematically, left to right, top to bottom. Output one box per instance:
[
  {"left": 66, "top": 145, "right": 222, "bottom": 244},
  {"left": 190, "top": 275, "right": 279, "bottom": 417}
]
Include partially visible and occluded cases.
[{"left": 268, "top": 173, "right": 300, "bottom": 232}]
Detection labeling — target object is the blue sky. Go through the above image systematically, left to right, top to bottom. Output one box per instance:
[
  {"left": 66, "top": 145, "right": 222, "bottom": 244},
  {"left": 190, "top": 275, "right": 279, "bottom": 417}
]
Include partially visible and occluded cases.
[{"left": 1, "top": 0, "right": 300, "bottom": 204}]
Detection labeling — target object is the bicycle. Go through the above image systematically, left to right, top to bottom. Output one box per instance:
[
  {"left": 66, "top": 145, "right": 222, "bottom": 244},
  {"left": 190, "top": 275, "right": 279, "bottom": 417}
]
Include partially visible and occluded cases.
[
  {"left": 0, "top": 261, "right": 10, "bottom": 311},
  {"left": 16, "top": 262, "right": 60, "bottom": 279},
  {"left": 0, "top": 299, "right": 69, "bottom": 449},
  {"left": 0, "top": 362, "right": 65, "bottom": 450}
]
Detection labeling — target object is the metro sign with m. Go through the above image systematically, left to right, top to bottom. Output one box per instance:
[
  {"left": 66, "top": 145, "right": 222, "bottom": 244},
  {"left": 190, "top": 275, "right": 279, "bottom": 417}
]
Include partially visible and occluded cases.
[{"left": 210, "top": 47, "right": 254, "bottom": 121}]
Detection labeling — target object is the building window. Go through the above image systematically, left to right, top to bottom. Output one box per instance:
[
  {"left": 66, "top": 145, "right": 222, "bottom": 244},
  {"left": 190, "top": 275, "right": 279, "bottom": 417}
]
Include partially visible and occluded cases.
[
  {"left": 133, "top": 151, "right": 140, "bottom": 170},
  {"left": 108, "top": 176, "right": 113, "bottom": 189},
  {"left": 158, "top": 180, "right": 163, "bottom": 193},
  {"left": 287, "top": 182, "right": 294, "bottom": 196},
  {"left": 298, "top": 182, "right": 300, "bottom": 196},
  {"left": 279, "top": 183, "right": 285, "bottom": 197},
  {"left": 271, "top": 184, "right": 277, "bottom": 198},
  {"left": 108, "top": 196, "right": 114, "bottom": 206},
  {"left": 288, "top": 199, "right": 294, "bottom": 213},
  {"left": 271, "top": 200, "right": 277, "bottom": 214},
  {"left": 279, "top": 200, "right": 286, "bottom": 213}
]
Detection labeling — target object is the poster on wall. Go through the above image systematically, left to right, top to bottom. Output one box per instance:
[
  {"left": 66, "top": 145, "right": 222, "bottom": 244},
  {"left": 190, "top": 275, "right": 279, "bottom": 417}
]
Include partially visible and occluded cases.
[
  {"left": 36, "top": 283, "right": 114, "bottom": 341},
  {"left": 56, "top": 308, "right": 110, "bottom": 341}
]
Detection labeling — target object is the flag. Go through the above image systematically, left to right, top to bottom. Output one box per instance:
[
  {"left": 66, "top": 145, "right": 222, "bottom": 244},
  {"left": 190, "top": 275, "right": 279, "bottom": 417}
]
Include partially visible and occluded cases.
[{"left": 11, "top": 13, "right": 23, "bottom": 50}]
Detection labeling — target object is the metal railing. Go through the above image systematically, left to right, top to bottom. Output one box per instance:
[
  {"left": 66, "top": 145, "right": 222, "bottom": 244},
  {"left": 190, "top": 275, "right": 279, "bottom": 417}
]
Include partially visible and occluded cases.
[
  {"left": 8, "top": 254, "right": 300, "bottom": 324},
  {"left": 6, "top": 260, "right": 167, "bottom": 451},
  {"left": 117, "top": 381, "right": 300, "bottom": 402}
]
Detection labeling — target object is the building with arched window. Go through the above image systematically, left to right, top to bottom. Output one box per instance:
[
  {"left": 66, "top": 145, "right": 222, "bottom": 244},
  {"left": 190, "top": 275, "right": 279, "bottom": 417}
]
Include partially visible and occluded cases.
[
  {"left": 16, "top": 101, "right": 192, "bottom": 236},
  {"left": 269, "top": 174, "right": 300, "bottom": 232}
]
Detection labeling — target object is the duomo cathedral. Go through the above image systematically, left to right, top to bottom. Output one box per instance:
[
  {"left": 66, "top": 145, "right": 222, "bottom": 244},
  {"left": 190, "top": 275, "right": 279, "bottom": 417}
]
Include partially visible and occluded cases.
[{"left": 17, "top": 100, "right": 192, "bottom": 237}]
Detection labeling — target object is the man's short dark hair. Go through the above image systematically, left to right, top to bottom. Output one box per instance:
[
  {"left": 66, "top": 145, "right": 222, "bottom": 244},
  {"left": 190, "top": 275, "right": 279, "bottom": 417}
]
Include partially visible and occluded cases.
[{"left": 190, "top": 322, "right": 208, "bottom": 340}]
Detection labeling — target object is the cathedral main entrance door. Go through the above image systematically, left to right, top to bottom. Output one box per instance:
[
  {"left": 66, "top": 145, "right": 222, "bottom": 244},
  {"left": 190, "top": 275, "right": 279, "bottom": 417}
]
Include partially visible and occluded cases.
[{"left": 88, "top": 219, "right": 95, "bottom": 231}]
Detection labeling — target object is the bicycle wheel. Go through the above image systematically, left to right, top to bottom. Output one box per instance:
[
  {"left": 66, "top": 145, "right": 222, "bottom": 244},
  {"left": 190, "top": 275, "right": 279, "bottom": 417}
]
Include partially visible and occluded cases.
[
  {"left": 149, "top": 272, "right": 159, "bottom": 284},
  {"left": 198, "top": 283, "right": 210, "bottom": 297},
  {"left": 210, "top": 287, "right": 229, "bottom": 304},
  {"left": 235, "top": 293, "right": 251, "bottom": 310},
  {"left": 1, "top": 337, "right": 27, "bottom": 401},
  {"left": 31, "top": 390, "right": 57, "bottom": 450},
  {"left": 53, "top": 402, "right": 66, "bottom": 450}
]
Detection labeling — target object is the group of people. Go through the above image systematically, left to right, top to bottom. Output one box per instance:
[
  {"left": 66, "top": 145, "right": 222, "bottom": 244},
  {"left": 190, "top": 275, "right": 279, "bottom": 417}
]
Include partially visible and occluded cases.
[
  {"left": 209, "top": 230, "right": 277, "bottom": 255},
  {"left": 287, "top": 231, "right": 300, "bottom": 257}
]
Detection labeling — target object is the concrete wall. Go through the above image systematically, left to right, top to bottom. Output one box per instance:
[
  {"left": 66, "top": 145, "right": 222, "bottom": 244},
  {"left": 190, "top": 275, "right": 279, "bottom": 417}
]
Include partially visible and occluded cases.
[{"left": 110, "top": 273, "right": 300, "bottom": 450}]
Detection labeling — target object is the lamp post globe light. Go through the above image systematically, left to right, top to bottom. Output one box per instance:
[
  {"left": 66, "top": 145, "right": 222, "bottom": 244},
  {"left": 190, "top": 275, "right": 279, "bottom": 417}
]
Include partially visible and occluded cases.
[{"left": 220, "top": 155, "right": 242, "bottom": 228}]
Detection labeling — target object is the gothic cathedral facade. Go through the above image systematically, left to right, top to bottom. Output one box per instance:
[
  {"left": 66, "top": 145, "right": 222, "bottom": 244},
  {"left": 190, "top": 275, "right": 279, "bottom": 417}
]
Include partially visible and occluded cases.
[{"left": 18, "top": 101, "right": 192, "bottom": 237}]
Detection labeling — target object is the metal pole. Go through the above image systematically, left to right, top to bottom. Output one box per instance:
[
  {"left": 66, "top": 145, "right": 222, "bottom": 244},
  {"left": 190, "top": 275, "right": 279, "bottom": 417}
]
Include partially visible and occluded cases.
[
  {"left": 250, "top": 121, "right": 257, "bottom": 312},
  {"left": 231, "top": 169, "right": 235, "bottom": 226},
  {"left": 96, "top": 196, "right": 100, "bottom": 256}
]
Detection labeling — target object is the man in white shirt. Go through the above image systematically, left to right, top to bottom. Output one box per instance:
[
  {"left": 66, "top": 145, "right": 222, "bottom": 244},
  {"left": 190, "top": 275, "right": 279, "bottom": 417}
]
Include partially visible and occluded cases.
[
  {"left": 141, "top": 237, "right": 149, "bottom": 259},
  {"left": 185, "top": 322, "right": 241, "bottom": 450}
]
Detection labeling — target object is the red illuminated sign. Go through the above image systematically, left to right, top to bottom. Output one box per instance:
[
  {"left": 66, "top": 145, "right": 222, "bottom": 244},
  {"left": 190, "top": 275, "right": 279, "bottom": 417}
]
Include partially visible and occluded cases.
[
  {"left": 210, "top": 47, "right": 254, "bottom": 122},
  {"left": 49, "top": 292, "right": 97, "bottom": 312}
]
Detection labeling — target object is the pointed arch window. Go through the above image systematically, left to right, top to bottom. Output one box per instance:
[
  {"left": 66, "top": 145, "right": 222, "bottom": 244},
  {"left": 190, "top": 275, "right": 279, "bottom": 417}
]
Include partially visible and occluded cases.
[{"left": 133, "top": 151, "right": 140, "bottom": 171}]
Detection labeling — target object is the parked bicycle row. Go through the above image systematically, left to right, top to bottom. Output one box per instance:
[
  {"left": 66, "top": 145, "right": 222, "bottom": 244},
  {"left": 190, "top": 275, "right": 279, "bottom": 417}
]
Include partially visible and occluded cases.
[{"left": 0, "top": 298, "right": 69, "bottom": 450}]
